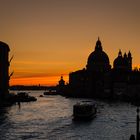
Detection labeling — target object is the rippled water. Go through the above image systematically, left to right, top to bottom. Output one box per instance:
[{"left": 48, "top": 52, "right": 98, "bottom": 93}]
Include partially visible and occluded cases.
[{"left": 0, "top": 91, "right": 137, "bottom": 140}]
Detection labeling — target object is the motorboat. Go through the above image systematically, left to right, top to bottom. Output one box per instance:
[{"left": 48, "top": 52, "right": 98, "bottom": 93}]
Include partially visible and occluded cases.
[
  {"left": 43, "top": 90, "right": 57, "bottom": 95},
  {"left": 73, "top": 101, "right": 97, "bottom": 120}
]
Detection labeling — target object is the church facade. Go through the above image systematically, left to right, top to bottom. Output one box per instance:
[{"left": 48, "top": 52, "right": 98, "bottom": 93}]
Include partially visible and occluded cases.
[{"left": 66, "top": 38, "right": 140, "bottom": 100}]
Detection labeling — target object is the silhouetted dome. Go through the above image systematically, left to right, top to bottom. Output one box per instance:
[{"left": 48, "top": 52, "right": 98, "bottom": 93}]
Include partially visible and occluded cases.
[
  {"left": 86, "top": 38, "right": 110, "bottom": 72},
  {"left": 0, "top": 41, "right": 10, "bottom": 51},
  {"left": 113, "top": 50, "right": 132, "bottom": 71},
  {"left": 113, "top": 50, "right": 124, "bottom": 67},
  {"left": 87, "top": 51, "right": 109, "bottom": 65}
]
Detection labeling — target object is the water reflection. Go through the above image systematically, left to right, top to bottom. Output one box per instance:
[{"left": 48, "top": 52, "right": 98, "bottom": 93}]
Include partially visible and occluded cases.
[
  {"left": 0, "top": 91, "right": 137, "bottom": 140},
  {"left": 0, "top": 106, "right": 13, "bottom": 140},
  {"left": 0, "top": 107, "right": 9, "bottom": 125}
]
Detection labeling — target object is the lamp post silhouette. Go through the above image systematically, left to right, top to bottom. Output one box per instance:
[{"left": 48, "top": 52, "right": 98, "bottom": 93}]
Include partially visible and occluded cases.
[{"left": 130, "top": 101, "right": 140, "bottom": 140}]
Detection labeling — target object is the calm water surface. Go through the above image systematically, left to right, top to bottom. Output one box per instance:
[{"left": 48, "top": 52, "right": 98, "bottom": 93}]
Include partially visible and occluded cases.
[{"left": 0, "top": 91, "right": 137, "bottom": 140}]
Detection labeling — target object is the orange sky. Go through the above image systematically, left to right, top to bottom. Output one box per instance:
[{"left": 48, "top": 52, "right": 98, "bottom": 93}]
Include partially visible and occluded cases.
[
  {"left": 0, "top": 0, "right": 140, "bottom": 86},
  {"left": 10, "top": 75, "right": 69, "bottom": 86}
]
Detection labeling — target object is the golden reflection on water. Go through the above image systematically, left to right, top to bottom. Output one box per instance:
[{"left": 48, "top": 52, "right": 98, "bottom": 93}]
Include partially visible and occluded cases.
[{"left": 0, "top": 91, "right": 137, "bottom": 140}]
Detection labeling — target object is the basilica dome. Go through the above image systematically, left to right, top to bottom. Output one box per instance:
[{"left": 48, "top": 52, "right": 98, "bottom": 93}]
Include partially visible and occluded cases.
[{"left": 86, "top": 38, "right": 110, "bottom": 72}]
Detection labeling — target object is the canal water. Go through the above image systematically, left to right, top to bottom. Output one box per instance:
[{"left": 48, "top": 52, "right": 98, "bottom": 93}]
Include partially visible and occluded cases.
[{"left": 0, "top": 91, "right": 137, "bottom": 140}]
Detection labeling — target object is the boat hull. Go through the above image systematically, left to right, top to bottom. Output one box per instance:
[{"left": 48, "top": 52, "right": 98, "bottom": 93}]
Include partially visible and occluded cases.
[{"left": 73, "top": 101, "right": 97, "bottom": 121}]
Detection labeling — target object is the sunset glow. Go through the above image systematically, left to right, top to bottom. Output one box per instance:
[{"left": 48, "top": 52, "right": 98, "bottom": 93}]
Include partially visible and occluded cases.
[
  {"left": 0, "top": 0, "right": 139, "bottom": 86},
  {"left": 10, "top": 75, "right": 69, "bottom": 86}
]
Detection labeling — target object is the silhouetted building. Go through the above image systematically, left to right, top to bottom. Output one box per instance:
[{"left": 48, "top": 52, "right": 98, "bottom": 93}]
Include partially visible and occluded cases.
[
  {"left": 64, "top": 38, "right": 140, "bottom": 100},
  {"left": 86, "top": 38, "right": 111, "bottom": 72},
  {"left": 86, "top": 38, "right": 111, "bottom": 98},
  {"left": 0, "top": 41, "right": 10, "bottom": 97},
  {"left": 113, "top": 50, "right": 132, "bottom": 72},
  {"left": 57, "top": 76, "right": 66, "bottom": 95},
  {"left": 59, "top": 76, "right": 65, "bottom": 86}
]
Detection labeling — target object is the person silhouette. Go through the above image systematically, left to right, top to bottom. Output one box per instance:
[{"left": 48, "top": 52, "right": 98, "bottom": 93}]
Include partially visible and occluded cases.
[{"left": 18, "top": 101, "right": 21, "bottom": 109}]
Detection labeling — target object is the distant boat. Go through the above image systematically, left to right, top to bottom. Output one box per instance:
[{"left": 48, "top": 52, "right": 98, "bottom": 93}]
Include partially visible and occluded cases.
[
  {"left": 43, "top": 90, "right": 57, "bottom": 95},
  {"left": 17, "top": 92, "right": 37, "bottom": 102},
  {"left": 39, "top": 95, "right": 44, "bottom": 97},
  {"left": 73, "top": 101, "right": 97, "bottom": 121}
]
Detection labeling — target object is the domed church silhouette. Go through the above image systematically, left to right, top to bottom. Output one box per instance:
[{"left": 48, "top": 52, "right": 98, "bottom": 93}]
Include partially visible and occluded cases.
[{"left": 64, "top": 38, "right": 140, "bottom": 100}]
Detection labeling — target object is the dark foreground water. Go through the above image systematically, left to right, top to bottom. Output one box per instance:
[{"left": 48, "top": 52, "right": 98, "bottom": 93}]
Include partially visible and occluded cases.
[{"left": 0, "top": 91, "right": 137, "bottom": 140}]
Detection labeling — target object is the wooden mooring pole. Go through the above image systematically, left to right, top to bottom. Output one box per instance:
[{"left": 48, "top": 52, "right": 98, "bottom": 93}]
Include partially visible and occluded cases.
[{"left": 136, "top": 107, "right": 139, "bottom": 140}]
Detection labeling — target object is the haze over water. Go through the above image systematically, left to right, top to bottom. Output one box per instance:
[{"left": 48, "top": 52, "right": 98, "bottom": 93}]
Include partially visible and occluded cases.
[{"left": 0, "top": 91, "right": 136, "bottom": 140}]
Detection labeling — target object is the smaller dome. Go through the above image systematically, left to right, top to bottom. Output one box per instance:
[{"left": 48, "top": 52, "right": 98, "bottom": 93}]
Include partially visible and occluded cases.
[{"left": 113, "top": 50, "right": 130, "bottom": 71}]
